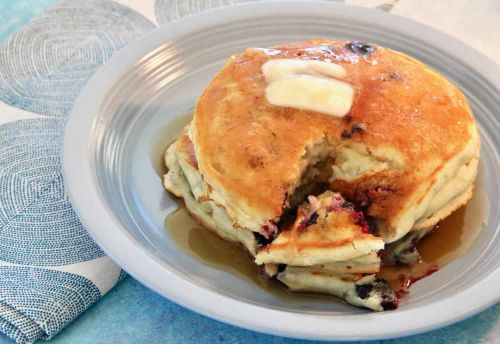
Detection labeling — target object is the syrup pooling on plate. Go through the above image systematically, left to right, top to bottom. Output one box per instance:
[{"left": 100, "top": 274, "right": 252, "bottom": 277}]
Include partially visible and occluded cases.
[
  {"left": 150, "top": 110, "right": 193, "bottom": 177},
  {"left": 377, "top": 164, "right": 488, "bottom": 293},
  {"left": 165, "top": 202, "right": 342, "bottom": 304}
]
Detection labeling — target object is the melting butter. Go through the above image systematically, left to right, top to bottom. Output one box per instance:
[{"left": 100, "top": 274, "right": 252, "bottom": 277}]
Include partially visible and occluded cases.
[
  {"left": 262, "top": 59, "right": 354, "bottom": 117},
  {"left": 262, "top": 59, "right": 347, "bottom": 82}
]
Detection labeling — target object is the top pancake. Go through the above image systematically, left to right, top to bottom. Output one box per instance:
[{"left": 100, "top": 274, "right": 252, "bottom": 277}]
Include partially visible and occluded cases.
[{"left": 191, "top": 40, "right": 479, "bottom": 242}]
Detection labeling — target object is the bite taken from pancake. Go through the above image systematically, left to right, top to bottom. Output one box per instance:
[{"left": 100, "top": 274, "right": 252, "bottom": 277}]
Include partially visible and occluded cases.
[{"left": 163, "top": 40, "right": 480, "bottom": 311}]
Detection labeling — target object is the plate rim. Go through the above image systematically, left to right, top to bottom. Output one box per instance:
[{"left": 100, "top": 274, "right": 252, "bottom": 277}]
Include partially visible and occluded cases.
[{"left": 63, "top": 1, "right": 500, "bottom": 340}]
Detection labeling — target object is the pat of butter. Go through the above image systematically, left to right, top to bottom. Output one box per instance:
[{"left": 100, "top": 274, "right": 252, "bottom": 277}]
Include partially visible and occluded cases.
[
  {"left": 261, "top": 59, "right": 353, "bottom": 117},
  {"left": 262, "top": 59, "right": 347, "bottom": 82}
]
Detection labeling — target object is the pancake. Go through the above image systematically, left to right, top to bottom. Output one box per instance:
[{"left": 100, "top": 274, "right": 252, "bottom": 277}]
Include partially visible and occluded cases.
[
  {"left": 164, "top": 39, "right": 480, "bottom": 311},
  {"left": 191, "top": 39, "right": 480, "bottom": 243}
]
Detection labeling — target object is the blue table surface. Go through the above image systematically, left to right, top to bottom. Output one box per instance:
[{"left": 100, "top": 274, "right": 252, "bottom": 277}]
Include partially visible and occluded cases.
[{"left": 0, "top": 1, "right": 498, "bottom": 343}]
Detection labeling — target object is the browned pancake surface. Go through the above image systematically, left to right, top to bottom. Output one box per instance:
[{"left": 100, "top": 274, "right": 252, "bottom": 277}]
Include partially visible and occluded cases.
[{"left": 192, "top": 40, "right": 476, "bottom": 233}]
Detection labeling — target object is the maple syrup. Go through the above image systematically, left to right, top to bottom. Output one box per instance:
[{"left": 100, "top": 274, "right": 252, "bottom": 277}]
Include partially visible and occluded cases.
[
  {"left": 150, "top": 110, "right": 193, "bottom": 177},
  {"left": 377, "top": 166, "right": 488, "bottom": 292},
  {"left": 165, "top": 202, "right": 340, "bottom": 303}
]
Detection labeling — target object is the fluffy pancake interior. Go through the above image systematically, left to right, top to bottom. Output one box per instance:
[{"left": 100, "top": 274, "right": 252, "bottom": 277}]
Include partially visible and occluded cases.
[{"left": 255, "top": 191, "right": 384, "bottom": 266}]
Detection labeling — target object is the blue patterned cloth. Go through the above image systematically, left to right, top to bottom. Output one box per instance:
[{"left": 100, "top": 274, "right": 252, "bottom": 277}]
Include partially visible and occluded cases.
[
  {"left": 0, "top": 0, "right": 156, "bottom": 342},
  {"left": 0, "top": 0, "right": 263, "bottom": 341}
]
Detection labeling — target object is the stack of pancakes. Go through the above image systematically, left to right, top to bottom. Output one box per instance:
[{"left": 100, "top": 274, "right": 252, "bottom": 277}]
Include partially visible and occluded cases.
[{"left": 164, "top": 40, "right": 480, "bottom": 311}]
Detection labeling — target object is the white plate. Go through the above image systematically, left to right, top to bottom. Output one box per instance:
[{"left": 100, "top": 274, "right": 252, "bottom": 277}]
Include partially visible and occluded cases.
[{"left": 63, "top": 2, "right": 500, "bottom": 340}]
